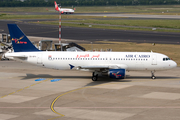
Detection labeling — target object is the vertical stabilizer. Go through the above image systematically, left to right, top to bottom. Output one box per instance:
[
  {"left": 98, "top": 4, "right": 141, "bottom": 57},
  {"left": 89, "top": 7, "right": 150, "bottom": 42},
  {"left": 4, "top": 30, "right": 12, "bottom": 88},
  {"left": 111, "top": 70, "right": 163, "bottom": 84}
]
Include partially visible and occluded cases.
[
  {"left": 54, "top": 1, "right": 60, "bottom": 11},
  {"left": 8, "top": 24, "right": 40, "bottom": 52}
]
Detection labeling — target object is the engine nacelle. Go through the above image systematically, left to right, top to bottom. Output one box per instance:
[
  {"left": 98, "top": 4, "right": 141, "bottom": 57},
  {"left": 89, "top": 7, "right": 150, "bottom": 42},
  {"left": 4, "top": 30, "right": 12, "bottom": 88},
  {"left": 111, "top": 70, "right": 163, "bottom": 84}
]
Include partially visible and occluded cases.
[{"left": 108, "top": 69, "right": 126, "bottom": 79}]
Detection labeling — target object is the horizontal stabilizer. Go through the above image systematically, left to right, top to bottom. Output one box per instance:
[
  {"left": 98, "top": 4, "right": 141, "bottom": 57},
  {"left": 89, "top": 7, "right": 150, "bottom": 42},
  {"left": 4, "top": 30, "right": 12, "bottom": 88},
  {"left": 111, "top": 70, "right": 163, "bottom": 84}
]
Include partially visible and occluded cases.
[{"left": 5, "top": 53, "right": 27, "bottom": 58}]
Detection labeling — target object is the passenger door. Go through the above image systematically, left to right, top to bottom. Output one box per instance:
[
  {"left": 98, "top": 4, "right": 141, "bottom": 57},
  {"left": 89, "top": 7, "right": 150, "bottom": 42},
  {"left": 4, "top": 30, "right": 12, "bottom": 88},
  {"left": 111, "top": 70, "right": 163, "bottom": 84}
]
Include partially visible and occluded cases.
[
  {"left": 37, "top": 53, "right": 42, "bottom": 64},
  {"left": 152, "top": 54, "right": 157, "bottom": 65}
]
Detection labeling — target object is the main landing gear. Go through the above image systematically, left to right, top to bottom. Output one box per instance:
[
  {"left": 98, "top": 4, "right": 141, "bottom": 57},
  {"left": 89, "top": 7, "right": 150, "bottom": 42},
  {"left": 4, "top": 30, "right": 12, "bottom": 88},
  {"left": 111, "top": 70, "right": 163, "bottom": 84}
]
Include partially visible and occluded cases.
[
  {"left": 151, "top": 71, "right": 156, "bottom": 79},
  {"left": 92, "top": 72, "right": 98, "bottom": 81}
]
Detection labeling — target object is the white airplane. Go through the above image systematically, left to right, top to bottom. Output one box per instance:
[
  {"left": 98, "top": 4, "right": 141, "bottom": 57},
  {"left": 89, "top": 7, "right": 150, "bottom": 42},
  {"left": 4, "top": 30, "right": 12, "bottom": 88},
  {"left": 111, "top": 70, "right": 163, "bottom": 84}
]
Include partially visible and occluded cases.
[
  {"left": 54, "top": 1, "right": 75, "bottom": 14},
  {"left": 5, "top": 24, "right": 177, "bottom": 81}
]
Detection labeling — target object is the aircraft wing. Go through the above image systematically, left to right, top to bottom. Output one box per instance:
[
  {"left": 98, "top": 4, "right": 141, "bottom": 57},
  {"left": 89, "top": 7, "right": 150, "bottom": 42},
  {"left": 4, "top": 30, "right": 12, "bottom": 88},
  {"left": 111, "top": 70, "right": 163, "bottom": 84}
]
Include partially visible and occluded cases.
[
  {"left": 79, "top": 64, "right": 128, "bottom": 70},
  {"left": 79, "top": 66, "right": 109, "bottom": 69}
]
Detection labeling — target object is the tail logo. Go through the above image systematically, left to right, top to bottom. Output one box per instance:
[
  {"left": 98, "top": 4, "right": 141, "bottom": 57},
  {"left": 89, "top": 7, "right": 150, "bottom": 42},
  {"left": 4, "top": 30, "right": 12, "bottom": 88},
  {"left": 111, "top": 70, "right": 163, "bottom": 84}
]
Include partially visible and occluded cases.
[{"left": 12, "top": 36, "right": 27, "bottom": 44}]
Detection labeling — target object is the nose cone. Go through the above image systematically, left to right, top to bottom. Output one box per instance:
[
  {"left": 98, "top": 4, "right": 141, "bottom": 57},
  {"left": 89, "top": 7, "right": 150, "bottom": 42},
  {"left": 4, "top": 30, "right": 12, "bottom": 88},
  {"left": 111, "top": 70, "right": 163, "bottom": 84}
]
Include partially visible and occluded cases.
[{"left": 171, "top": 61, "right": 177, "bottom": 68}]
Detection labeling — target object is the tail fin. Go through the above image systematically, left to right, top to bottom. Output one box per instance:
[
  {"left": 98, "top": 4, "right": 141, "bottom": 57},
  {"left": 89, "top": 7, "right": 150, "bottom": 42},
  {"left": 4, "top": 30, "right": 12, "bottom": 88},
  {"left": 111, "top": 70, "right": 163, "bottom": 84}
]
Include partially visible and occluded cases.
[
  {"left": 54, "top": 1, "right": 60, "bottom": 11},
  {"left": 8, "top": 24, "right": 40, "bottom": 52}
]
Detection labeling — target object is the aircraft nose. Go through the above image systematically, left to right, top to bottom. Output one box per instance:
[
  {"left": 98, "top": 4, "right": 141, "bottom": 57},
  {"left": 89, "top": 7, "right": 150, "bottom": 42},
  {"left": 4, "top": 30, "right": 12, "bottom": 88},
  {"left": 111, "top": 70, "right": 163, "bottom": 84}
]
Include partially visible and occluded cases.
[{"left": 171, "top": 61, "right": 177, "bottom": 68}]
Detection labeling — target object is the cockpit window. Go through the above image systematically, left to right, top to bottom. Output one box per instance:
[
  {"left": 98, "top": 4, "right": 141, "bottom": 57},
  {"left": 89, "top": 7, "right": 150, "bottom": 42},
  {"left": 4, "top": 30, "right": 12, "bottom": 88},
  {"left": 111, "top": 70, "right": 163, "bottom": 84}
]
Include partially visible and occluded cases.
[{"left": 163, "top": 58, "right": 171, "bottom": 61}]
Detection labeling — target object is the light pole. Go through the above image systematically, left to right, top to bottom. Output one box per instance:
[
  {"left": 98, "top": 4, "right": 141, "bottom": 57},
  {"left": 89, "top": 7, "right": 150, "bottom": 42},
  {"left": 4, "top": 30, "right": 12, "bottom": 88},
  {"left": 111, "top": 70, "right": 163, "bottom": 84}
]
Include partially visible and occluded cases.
[{"left": 59, "top": 4, "right": 62, "bottom": 51}]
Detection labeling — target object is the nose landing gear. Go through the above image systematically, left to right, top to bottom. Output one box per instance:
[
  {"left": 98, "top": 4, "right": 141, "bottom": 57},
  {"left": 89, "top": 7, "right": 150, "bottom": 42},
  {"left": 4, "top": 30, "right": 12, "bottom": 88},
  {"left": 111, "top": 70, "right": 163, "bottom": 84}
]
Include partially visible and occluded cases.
[{"left": 151, "top": 71, "right": 156, "bottom": 79}]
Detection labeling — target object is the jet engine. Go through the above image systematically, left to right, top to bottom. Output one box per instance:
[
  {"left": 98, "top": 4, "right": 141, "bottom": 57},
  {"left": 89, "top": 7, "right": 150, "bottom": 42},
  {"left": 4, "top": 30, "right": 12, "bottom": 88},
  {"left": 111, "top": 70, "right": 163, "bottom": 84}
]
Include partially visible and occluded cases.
[{"left": 108, "top": 69, "right": 126, "bottom": 79}]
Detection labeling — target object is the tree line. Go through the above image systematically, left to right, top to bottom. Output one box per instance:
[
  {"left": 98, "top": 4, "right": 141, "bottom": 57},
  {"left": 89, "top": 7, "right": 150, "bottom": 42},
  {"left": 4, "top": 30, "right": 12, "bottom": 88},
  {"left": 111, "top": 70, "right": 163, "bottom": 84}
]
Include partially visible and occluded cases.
[{"left": 0, "top": 0, "right": 179, "bottom": 7}]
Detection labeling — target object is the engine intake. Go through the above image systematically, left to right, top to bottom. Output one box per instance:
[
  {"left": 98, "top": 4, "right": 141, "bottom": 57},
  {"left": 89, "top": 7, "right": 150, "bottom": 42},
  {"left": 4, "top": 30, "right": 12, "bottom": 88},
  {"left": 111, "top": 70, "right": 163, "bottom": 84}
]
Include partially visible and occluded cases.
[{"left": 108, "top": 69, "right": 126, "bottom": 79}]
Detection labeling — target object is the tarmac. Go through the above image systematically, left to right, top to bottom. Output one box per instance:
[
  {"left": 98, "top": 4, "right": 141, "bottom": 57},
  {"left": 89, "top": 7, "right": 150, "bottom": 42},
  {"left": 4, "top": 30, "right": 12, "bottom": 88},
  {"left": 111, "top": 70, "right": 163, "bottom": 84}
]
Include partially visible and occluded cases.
[
  {"left": 0, "top": 11, "right": 180, "bottom": 120},
  {"left": 1, "top": 20, "right": 180, "bottom": 44},
  {"left": 0, "top": 60, "right": 180, "bottom": 120}
]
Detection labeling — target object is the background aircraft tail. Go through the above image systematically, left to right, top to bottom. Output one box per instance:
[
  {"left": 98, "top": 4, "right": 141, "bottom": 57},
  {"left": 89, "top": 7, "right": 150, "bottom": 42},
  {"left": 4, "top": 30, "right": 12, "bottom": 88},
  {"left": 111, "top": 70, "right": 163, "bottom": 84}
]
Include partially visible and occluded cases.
[
  {"left": 54, "top": 1, "right": 60, "bottom": 11},
  {"left": 8, "top": 24, "right": 40, "bottom": 52}
]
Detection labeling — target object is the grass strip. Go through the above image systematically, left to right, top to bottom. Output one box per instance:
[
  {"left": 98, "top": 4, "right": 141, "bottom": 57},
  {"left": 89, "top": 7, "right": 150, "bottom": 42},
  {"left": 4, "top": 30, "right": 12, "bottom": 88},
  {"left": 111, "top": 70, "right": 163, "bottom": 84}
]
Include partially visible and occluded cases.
[
  {"left": 1, "top": 5, "right": 180, "bottom": 14},
  {"left": 34, "top": 21, "right": 180, "bottom": 33}
]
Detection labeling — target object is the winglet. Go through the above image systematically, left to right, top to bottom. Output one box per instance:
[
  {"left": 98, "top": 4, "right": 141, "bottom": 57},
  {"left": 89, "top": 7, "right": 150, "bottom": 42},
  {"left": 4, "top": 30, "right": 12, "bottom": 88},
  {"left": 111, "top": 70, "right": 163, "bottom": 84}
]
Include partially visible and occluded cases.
[{"left": 8, "top": 24, "right": 40, "bottom": 52}]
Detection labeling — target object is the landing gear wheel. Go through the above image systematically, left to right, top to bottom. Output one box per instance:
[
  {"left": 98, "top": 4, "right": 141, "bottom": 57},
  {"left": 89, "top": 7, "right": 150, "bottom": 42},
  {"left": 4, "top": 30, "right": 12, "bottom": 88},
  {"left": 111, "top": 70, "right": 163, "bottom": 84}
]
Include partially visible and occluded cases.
[
  {"left": 151, "top": 71, "right": 156, "bottom": 80},
  {"left": 92, "top": 72, "right": 98, "bottom": 81},
  {"left": 92, "top": 75, "right": 98, "bottom": 81},
  {"left": 151, "top": 76, "right": 156, "bottom": 80}
]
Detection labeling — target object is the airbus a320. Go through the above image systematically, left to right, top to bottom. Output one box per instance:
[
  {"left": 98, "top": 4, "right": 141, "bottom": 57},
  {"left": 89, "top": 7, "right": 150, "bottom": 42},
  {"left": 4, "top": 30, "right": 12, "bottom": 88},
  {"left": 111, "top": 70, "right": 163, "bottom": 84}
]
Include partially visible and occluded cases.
[{"left": 5, "top": 24, "right": 177, "bottom": 81}]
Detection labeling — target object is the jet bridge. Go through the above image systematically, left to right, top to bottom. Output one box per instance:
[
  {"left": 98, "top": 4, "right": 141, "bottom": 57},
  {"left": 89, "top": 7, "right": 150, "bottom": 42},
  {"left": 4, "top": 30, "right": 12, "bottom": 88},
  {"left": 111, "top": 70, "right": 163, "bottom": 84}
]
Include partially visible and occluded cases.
[
  {"left": 39, "top": 40, "right": 53, "bottom": 51},
  {"left": 39, "top": 40, "right": 85, "bottom": 51},
  {"left": 54, "top": 42, "right": 86, "bottom": 51}
]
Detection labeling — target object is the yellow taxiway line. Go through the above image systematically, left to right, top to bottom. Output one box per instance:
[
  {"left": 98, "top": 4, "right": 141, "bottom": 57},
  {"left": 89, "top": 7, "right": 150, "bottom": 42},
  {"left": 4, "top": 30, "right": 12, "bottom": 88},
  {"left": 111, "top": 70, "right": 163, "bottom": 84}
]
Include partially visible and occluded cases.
[{"left": 0, "top": 78, "right": 51, "bottom": 99}]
